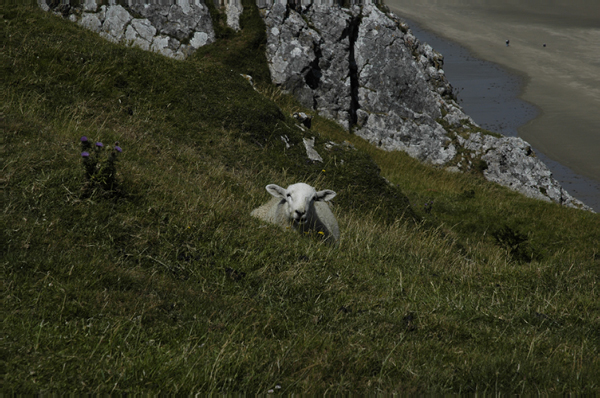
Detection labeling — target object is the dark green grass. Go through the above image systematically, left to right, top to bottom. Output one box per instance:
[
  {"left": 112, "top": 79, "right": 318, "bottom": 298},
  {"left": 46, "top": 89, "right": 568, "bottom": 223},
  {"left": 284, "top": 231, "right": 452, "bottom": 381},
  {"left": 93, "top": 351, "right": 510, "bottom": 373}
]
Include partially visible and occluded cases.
[{"left": 2, "top": 4, "right": 600, "bottom": 394}]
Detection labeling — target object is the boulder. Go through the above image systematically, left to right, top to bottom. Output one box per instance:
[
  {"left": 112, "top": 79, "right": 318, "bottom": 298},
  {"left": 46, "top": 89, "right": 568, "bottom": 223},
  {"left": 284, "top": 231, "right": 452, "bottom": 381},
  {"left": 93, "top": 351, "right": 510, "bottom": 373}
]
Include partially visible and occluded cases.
[
  {"left": 100, "top": 5, "right": 132, "bottom": 43},
  {"left": 125, "top": 18, "right": 156, "bottom": 51}
]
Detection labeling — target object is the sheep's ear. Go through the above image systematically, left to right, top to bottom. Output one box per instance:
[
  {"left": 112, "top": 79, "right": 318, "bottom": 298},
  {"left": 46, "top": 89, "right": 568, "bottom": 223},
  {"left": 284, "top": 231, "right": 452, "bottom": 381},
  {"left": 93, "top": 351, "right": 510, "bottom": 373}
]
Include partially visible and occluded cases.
[
  {"left": 266, "top": 184, "right": 287, "bottom": 198},
  {"left": 315, "top": 189, "right": 336, "bottom": 202}
]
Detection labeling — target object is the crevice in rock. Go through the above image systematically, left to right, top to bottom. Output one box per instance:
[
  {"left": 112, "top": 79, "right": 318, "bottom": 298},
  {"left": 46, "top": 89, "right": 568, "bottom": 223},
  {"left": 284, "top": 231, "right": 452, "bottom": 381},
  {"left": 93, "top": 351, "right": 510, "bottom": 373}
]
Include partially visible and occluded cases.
[
  {"left": 283, "top": 3, "right": 291, "bottom": 21},
  {"left": 347, "top": 14, "right": 361, "bottom": 127},
  {"left": 304, "top": 45, "right": 322, "bottom": 90}
]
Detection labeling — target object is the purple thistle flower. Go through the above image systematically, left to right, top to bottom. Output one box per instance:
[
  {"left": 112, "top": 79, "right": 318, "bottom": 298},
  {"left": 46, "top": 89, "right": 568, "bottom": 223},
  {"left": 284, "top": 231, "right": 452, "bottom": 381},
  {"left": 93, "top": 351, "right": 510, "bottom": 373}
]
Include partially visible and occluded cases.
[
  {"left": 80, "top": 136, "right": 88, "bottom": 142},
  {"left": 96, "top": 142, "right": 104, "bottom": 148},
  {"left": 115, "top": 146, "right": 122, "bottom": 153},
  {"left": 81, "top": 151, "right": 90, "bottom": 157}
]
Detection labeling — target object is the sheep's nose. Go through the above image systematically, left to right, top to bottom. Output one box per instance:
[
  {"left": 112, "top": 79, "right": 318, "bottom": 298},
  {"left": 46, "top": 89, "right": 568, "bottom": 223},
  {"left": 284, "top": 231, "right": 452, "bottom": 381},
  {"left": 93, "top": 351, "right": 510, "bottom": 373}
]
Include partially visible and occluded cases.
[{"left": 295, "top": 210, "right": 306, "bottom": 219}]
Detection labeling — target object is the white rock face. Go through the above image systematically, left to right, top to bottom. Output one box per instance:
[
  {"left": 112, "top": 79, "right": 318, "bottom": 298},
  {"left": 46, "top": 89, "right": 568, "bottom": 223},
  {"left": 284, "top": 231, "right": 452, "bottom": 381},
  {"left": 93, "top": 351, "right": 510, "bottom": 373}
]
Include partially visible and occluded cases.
[
  {"left": 42, "top": 2, "right": 215, "bottom": 60},
  {"left": 261, "top": 3, "right": 591, "bottom": 211},
  {"left": 263, "top": 4, "right": 462, "bottom": 163},
  {"left": 264, "top": 4, "right": 355, "bottom": 129},
  {"left": 352, "top": 5, "right": 459, "bottom": 165},
  {"left": 457, "top": 133, "right": 590, "bottom": 209}
]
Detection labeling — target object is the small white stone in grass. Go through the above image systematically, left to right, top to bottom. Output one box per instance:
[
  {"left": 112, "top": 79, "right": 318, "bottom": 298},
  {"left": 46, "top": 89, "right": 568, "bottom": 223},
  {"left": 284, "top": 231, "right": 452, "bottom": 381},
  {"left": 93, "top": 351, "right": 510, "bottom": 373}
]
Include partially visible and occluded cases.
[
  {"left": 275, "top": 385, "right": 282, "bottom": 389},
  {"left": 267, "top": 389, "right": 274, "bottom": 394}
]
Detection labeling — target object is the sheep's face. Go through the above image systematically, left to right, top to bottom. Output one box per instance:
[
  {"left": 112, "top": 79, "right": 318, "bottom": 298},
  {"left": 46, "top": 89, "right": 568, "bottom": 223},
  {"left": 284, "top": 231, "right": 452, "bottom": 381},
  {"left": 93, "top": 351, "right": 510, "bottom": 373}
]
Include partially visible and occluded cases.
[{"left": 266, "top": 183, "right": 336, "bottom": 225}]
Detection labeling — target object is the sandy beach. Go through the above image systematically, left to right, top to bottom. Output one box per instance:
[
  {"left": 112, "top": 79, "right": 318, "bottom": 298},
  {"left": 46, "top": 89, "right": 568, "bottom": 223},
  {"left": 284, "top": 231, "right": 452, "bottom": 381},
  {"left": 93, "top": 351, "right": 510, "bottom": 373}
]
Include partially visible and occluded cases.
[{"left": 384, "top": 0, "right": 600, "bottom": 209}]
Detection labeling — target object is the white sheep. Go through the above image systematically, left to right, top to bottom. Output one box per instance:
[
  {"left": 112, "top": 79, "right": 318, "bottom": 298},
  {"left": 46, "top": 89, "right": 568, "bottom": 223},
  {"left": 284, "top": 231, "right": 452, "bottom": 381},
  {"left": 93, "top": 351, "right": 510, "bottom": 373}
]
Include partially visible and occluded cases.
[{"left": 251, "top": 183, "right": 340, "bottom": 245}]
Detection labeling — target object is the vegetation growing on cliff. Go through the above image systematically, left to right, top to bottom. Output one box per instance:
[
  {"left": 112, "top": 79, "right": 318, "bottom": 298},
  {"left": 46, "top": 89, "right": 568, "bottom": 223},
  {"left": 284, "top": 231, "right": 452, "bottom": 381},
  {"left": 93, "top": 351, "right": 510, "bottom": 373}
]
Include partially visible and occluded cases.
[{"left": 2, "top": 3, "right": 599, "bottom": 394}]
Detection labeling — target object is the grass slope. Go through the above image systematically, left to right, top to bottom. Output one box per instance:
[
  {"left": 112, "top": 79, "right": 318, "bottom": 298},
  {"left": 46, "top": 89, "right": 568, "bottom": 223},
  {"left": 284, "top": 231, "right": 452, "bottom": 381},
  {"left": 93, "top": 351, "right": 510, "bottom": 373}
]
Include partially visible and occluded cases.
[{"left": 2, "top": 3, "right": 599, "bottom": 393}]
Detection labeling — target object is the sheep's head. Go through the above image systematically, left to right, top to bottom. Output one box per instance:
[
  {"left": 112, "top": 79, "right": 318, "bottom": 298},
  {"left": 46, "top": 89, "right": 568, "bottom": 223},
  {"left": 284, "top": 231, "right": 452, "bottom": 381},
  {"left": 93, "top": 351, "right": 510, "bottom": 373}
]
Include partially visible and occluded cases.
[{"left": 266, "top": 183, "right": 336, "bottom": 224}]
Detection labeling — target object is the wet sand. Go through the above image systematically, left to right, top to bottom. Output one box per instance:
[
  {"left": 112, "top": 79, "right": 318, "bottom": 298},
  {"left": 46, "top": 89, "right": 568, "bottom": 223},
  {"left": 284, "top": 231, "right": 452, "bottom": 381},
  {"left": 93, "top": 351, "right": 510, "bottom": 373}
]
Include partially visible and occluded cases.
[{"left": 384, "top": 0, "right": 600, "bottom": 210}]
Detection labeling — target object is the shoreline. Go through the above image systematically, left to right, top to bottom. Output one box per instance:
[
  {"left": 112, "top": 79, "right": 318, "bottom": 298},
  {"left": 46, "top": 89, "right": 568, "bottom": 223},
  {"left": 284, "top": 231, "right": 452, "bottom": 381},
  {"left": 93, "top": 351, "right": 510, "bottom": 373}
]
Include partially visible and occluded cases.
[
  {"left": 385, "top": 0, "right": 600, "bottom": 211},
  {"left": 403, "top": 19, "right": 538, "bottom": 139}
]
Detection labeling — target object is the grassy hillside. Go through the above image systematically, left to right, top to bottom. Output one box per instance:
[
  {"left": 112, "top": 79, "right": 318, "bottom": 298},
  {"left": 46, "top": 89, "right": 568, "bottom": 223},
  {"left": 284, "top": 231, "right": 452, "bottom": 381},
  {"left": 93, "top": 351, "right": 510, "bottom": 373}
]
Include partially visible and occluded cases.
[{"left": 2, "top": 3, "right": 599, "bottom": 393}]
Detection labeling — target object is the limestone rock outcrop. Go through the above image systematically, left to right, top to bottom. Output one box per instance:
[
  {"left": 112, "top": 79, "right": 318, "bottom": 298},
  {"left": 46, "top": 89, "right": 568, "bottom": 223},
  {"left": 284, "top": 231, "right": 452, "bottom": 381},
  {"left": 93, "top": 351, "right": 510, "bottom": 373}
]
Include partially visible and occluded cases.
[
  {"left": 41, "top": 1, "right": 215, "bottom": 60},
  {"left": 261, "top": 3, "right": 591, "bottom": 211},
  {"left": 263, "top": 4, "right": 465, "bottom": 165},
  {"left": 264, "top": 4, "right": 355, "bottom": 130},
  {"left": 353, "top": 6, "right": 458, "bottom": 165},
  {"left": 458, "top": 133, "right": 584, "bottom": 208}
]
